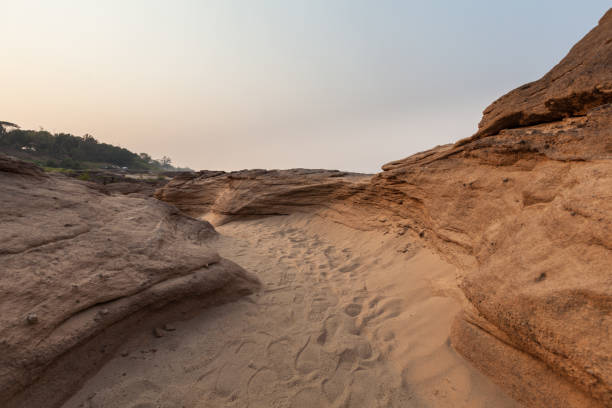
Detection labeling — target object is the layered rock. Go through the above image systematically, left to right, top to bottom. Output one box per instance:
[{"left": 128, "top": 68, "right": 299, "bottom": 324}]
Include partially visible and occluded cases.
[
  {"left": 472, "top": 8, "right": 612, "bottom": 139},
  {"left": 155, "top": 9, "right": 612, "bottom": 407},
  {"left": 371, "top": 12, "right": 612, "bottom": 406},
  {"left": 370, "top": 106, "right": 612, "bottom": 407},
  {"left": 0, "top": 155, "right": 259, "bottom": 408},
  {"left": 155, "top": 169, "right": 371, "bottom": 226}
]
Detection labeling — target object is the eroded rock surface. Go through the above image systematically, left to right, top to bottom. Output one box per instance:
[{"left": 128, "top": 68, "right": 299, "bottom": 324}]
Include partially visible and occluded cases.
[
  {"left": 472, "top": 8, "right": 612, "bottom": 139},
  {"left": 155, "top": 9, "right": 612, "bottom": 407},
  {"left": 370, "top": 13, "right": 612, "bottom": 407},
  {"left": 370, "top": 109, "right": 612, "bottom": 407},
  {"left": 0, "top": 155, "right": 259, "bottom": 408},
  {"left": 155, "top": 169, "right": 370, "bottom": 225}
]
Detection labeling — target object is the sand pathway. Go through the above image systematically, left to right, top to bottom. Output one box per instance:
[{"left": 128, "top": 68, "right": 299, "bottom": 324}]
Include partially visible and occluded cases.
[{"left": 63, "top": 214, "right": 519, "bottom": 408}]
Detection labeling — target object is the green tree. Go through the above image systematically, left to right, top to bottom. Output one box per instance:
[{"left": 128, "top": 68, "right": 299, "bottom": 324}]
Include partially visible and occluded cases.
[
  {"left": 0, "top": 121, "right": 19, "bottom": 135},
  {"left": 0, "top": 123, "right": 179, "bottom": 171},
  {"left": 139, "top": 152, "right": 152, "bottom": 163},
  {"left": 160, "top": 156, "right": 172, "bottom": 168}
]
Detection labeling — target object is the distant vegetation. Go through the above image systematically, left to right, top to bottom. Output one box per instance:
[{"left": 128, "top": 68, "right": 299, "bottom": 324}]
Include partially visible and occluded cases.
[{"left": 0, "top": 121, "right": 190, "bottom": 171}]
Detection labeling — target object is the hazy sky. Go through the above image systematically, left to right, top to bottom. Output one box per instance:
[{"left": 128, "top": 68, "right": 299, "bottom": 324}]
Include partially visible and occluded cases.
[{"left": 1, "top": 1, "right": 610, "bottom": 172}]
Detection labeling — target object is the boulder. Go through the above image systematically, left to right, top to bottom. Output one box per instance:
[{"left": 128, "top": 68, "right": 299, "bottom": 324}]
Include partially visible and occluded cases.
[
  {"left": 473, "top": 8, "right": 612, "bottom": 139},
  {"left": 0, "top": 154, "right": 259, "bottom": 408}
]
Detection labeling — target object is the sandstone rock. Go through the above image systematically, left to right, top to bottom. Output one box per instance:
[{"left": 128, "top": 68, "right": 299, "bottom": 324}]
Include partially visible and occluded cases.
[
  {"left": 472, "top": 8, "right": 612, "bottom": 139},
  {"left": 154, "top": 9, "right": 612, "bottom": 407},
  {"left": 371, "top": 11, "right": 612, "bottom": 406},
  {"left": 0, "top": 154, "right": 259, "bottom": 408},
  {"left": 0, "top": 154, "right": 47, "bottom": 178},
  {"left": 155, "top": 168, "right": 370, "bottom": 225}
]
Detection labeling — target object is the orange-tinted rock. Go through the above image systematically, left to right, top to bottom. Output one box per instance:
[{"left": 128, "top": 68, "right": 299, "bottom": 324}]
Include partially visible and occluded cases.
[
  {"left": 473, "top": 8, "right": 612, "bottom": 139},
  {"left": 155, "top": 9, "right": 612, "bottom": 407},
  {"left": 370, "top": 10, "right": 612, "bottom": 406},
  {"left": 371, "top": 114, "right": 611, "bottom": 406}
]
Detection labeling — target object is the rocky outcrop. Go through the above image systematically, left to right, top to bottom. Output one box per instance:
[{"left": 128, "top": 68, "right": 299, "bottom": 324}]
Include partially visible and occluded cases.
[
  {"left": 472, "top": 8, "right": 612, "bottom": 139},
  {"left": 155, "top": 9, "right": 612, "bottom": 407},
  {"left": 367, "top": 12, "right": 612, "bottom": 406},
  {"left": 373, "top": 13, "right": 612, "bottom": 407},
  {"left": 369, "top": 106, "right": 611, "bottom": 407},
  {"left": 0, "top": 155, "right": 259, "bottom": 408},
  {"left": 60, "top": 169, "right": 177, "bottom": 197},
  {"left": 155, "top": 169, "right": 371, "bottom": 226}
]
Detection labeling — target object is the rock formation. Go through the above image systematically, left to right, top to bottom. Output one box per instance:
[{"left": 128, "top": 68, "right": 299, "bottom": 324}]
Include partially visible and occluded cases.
[
  {"left": 156, "top": 9, "right": 612, "bottom": 407},
  {"left": 472, "top": 9, "right": 612, "bottom": 139},
  {"left": 371, "top": 106, "right": 612, "bottom": 406},
  {"left": 0, "top": 154, "right": 259, "bottom": 408},
  {"left": 155, "top": 169, "right": 371, "bottom": 226}
]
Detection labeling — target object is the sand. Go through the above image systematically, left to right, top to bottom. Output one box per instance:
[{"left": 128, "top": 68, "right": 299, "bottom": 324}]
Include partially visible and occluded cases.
[{"left": 62, "top": 213, "right": 519, "bottom": 408}]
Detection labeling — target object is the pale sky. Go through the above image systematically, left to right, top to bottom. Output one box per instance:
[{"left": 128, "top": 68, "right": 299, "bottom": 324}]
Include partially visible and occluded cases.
[{"left": 1, "top": 1, "right": 609, "bottom": 172}]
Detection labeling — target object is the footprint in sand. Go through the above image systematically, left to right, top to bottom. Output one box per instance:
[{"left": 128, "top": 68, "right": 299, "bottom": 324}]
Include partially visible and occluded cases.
[
  {"left": 323, "top": 246, "right": 338, "bottom": 268},
  {"left": 338, "top": 262, "right": 360, "bottom": 273},
  {"left": 278, "top": 270, "right": 296, "bottom": 285},
  {"left": 307, "top": 295, "right": 333, "bottom": 322},
  {"left": 344, "top": 303, "right": 362, "bottom": 317},
  {"left": 319, "top": 313, "right": 358, "bottom": 343},
  {"left": 316, "top": 314, "right": 339, "bottom": 346},
  {"left": 294, "top": 336, "right": 334, "bottom": 376},
  {"left": 294, "top": 337, "right": 318, "bottom": 374},
  {"left": 267, "top": 339, "right": 294, "bottom": 380},
  {"left": 322, "top": 350, "right": 357, "bottom": 402},
  {"left": 247, "top": 368, "right": 281, "bottom": 406},
  {"left": 343, "top": 368, "right": 381, "bottom": 407},
  {"left": 290, "top": 387, "right": 323, "bottom": 408}
]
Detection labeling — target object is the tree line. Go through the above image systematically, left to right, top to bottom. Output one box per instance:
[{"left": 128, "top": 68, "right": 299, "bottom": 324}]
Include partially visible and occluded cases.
[{"left": 0, "top": 121, "right": 181, "bottom": 171}]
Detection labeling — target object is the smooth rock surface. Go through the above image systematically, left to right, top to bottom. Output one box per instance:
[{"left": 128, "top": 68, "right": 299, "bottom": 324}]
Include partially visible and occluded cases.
[{"left": 0, "top": 155, "right": 259, "bottom": 408}]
